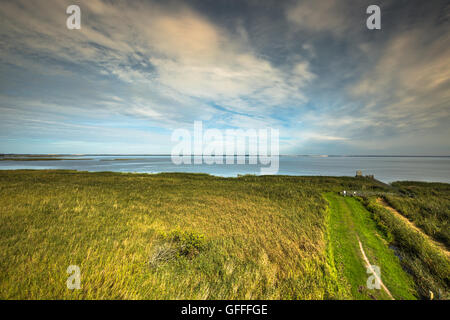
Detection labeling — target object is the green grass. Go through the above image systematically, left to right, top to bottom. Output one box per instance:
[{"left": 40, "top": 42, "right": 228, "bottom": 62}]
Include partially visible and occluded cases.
[
  {"left": 0, "top": 170, "right": 445, "bottom": 300},
  {"left": 0, "top": 170, "right": 352, "bottom": 299},
  {"left": 384, "top": 182, "right": 450, "bottom": 248},
  {"left": 324, "top": 193, "right": 417, "bottom": 300},
  {"left": 365, "top": 197, "right": 450, "bottom": 299}
]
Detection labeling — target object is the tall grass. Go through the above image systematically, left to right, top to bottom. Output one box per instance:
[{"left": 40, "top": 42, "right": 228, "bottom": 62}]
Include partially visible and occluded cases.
[
  {"left": 1, "top": 170, "right": 386, "bottom": 299},
  {"left": 1, "top": 170, "right": 444, "bottom": 300},
  {"left": 384, "top": 181, "right": 450, "bottom": 248},
  {"left": 364, "top": 197, "right": 450, "bottom": 299}
]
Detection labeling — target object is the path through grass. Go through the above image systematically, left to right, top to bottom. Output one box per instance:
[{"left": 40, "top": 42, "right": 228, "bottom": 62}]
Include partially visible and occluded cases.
[{"left": 324, "top": 193, "right": 417, "bottom": 300}]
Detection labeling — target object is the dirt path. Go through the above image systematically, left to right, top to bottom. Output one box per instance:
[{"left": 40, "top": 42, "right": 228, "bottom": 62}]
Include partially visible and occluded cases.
[
  {"left": 376, "top": 198, "right": 450, "bottom": 259},
  {"left": 357, "top": 236, "right": 395, "bottom": 300}
]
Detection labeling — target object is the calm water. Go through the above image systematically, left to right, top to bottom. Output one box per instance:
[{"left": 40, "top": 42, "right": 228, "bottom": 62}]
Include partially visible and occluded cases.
[{"left": 1, "top": 155, "right": 449, "bottom": 183}]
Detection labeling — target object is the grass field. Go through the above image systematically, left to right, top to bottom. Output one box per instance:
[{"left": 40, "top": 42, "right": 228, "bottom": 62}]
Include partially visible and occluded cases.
[{"left": 0, "top": 170, "right": 447, "bottom": 299}]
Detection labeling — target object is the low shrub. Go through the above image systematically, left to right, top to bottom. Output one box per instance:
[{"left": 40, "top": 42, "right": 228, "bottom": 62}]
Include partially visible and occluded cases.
[
  {"left": 149, "top": 230, "right": 207, "bottom": 268},
  {"left": 168, "top": 230, "right": 207, "bottom": 257}
]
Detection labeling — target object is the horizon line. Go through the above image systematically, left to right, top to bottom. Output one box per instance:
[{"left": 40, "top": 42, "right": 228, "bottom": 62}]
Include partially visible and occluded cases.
[{"left": 1, "top": 154, "right": 450, "bottom": 158}]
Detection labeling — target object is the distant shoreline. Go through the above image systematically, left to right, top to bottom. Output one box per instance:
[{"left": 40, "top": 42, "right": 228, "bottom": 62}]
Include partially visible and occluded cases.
[
  {"left": 1, "top": 154, "right": 450, "bottom": 158},
  {"left": 1, "top": 156, "right": 449, "bottom": 184},
  {"left": 0, "top": 169, "right": 449, "bottom": 186}
]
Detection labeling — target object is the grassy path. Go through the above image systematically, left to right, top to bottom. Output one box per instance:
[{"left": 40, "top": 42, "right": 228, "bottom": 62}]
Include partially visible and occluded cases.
[
  {"left": 324, "top": 193, "right": 417, "bottom": 300},
  {"left": 357, "top": 236, "right": 394, "bottom": 299}
]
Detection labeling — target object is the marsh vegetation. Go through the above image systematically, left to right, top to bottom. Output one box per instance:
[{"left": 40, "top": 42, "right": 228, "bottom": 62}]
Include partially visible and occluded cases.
[{"left": 0, "top": 170, "right": 447, "bottom": 299}]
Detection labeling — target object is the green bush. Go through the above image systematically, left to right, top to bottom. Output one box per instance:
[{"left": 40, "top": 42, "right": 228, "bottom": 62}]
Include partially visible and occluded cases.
[
  {"left": 159, "top": 229, "right": 206, "bottom": 257},
  {"left": 169, "top": 229, "right": 207, "bottom": 257},
  {"left": 149, "top": 230, "right": 207, "bottom": 268}
]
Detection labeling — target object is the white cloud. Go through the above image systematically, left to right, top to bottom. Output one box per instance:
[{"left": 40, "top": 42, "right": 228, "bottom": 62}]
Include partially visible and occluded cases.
[{"left": 0, "top": 0, "right": 316, "bottom": 127}]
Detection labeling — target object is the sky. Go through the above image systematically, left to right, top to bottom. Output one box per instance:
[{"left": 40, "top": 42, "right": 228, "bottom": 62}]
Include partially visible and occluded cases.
[{"left": 0, "top": 0, "right": 449, "bottom": 155}]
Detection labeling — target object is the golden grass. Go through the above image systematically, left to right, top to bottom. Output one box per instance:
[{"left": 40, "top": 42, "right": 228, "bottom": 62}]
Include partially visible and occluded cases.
[{"left": 0, "top": 170, "right": 396, "bottom": 299}]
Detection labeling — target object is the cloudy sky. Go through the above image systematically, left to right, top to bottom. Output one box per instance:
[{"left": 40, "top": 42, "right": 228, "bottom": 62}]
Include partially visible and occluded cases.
[{"left": 0, "top": 0, "right": 449, "bottom": 155}]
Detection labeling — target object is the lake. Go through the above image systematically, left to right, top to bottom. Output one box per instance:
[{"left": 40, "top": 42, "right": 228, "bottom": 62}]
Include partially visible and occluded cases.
[{"left": 1, "top": 155, "right": 449, "bottom": 183}]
